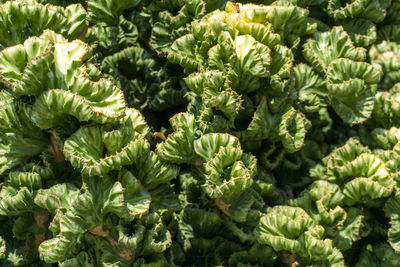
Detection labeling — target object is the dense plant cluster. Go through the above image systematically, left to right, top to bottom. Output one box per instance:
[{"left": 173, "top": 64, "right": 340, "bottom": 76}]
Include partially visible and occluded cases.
[{"left": 1, "top": 0, "right": 400, "bottom": 266}]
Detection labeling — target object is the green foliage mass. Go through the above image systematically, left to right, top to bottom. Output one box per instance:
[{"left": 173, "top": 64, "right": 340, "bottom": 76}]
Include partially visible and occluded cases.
[{"left": 1, "top": 0, "right": 400, "bottom": 266}]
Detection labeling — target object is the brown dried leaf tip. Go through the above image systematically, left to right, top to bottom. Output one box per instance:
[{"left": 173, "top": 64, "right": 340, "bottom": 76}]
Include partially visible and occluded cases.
[
  {"left": 147, "top": 40, "right": 154, "bottom": 50},
  {"left": 154, "top": 132, "right": 167, "bottom": 141},
  {"left": 49, "top": 134, "right": 65, "bottom": 163},
  {"left": 195, "top": 157, "right": 204, "bottom": 166},
  {"left": 215, "top": 198, "right": 231, "bottom": 216},
  {"left": 33, "top": 211, "right": 50, "bottom": 228},
  {"left": 90, "top": 224, "right": 110, "bottom": 237},
  {"left": 35, "top": 233, "right": 46, "bottom": 246},
  {"left": 107, "top": 237, "right": 119, "bottom": 247},
  {"left": 118, "top": 248, "right": 132, "bottom": 262},
  {"left": 281, "top": 252, "right": 298, "bottom": 267}
]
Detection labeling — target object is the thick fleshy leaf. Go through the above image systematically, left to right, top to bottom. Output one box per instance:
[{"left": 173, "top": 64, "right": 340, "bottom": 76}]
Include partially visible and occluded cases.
[
  {"left": 87, "top": 0, "right": 140, "bottom": 25},
  {"left": 149, "top": 0, "right": 223, "bottom": 55},
  {"left": 265, "top": 0, "right": 317, "bottom": 46},
  {"left": 327, "top": 0, "right": 389, "bottom": 22},
  {"left": 0, "top": 1, "right": 86, "bottom": 49},
  {"left": 62, "top": 4, "right": 88, "bottom": 40},
  {"left": 340, "top": 19, "right": 377, "bottom": 47},
  {"left": 303, "top": 27, "right": 366, "bottom": 74},
  {"left": 0, "top": 34, "right": 127, "bottom": 128},
  {"left": 167, "top": 34, "right": 204, "bottom": 70},
  {"left": 0, "top": 36, "right": 53, "bottom": 91},
  {"left": 370, "top": 41, "right": 400, "bottom": 90},
  {"left": 326, "top": 58, "right": 382, "bottom": 125},
  {"left": 293, "top": 64, "right": 326, "bottom": 113},
  {"left": 374, "top": 84, "right": 400, "bottom": 127},
  {"left": 0, "top": 91, "right": 48, "bottom": 174},
  {"left": 242, "top": 96, "right": 280, "bottom": 145},
  {"left": 278, "top": 106, "right": 310, "bottom": 153},
  {"left": 119, "top": 108, "right": 150, "bottom": 138},
  {"left": 156, "top": 113, "right": 198, "bottom": 164},
  {"left": 63, "top": 125, "right": 149, "bottom": 176},
  {"left": 371, "top": 127, "right": 400, "bottom": 150},
  {"left": 194, "top": 133, "right": 256, "bottom": 198},
  {"left": 316, "top": 138, "right": 394, "bottom": 205},
  {"left": 131, "top": 151, "right": 179, "bottom": 191},
  {"left": 342, "top": 154, "right": 393, "bottom": 205},
  {"left": 0, "top": 163, "right": 53, "bottom": 216},
  {"left": 38, "top": 171, "right": 150, "bottom": 263},
  {"left": 288, "top": 180, "right": 346, "bottom": 226},
  {"left": 34, "top": 183, "right": 81, "bottom": 234},
  {"left": 0, "top": 186, "right": 35, "bottom": 216},
  {"left": 384, "top": 193, "right": 400, "bottom": 252},
  {"left": 256, "top": 205, "right": 333, "bottom": 264},
  {"left": 179, "top": 207, "right": 223, "bottom": 240},
  {"left": 332, "top": 207, "right": 370, "bottom": 250},
  {"left": 91, "top": 213, "right": 170, "bottom": 266},
  {"left": 227, "top": 244, "right": 277, "bottom": 266},
  {"left": 355, "top": 244, "right": 400, "bottom": 266},
  {"left": 59, "top": 252, "right": 97, "bottom": 267}
]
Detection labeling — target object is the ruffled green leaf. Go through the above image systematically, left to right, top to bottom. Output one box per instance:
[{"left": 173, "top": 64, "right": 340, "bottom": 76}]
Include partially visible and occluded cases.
[
  {"left": 87, "top": 0, "right": 140, "bottom": 25},
  {"left": 149, "top": 0, "right": 221, "bottom": 55},
  {"left": 266, "top": 0, "right": 317, "bottom": 46},
  {"left": 327, "top": 0, "right": 390, "bottom": 22},
  {"left": 0, "top": 1, "right": 86, "bottom": 49},
  {"left": 225, "top": 1, "right": 316, "bottom": 47},
  {"left": 62, "top": 4, "right": 88, "bottom": 40},
  {"left": 228, "top": 10, "right": 281, "bottom": 47},
  {"left": 340, "top": 19, "right": 377, "bottom": 47},
  {"left": 378, "top": 24, "right": 400, "bottom": 43},
  {"left": 303, "top": 27, "right": 366, "bottom": 74},
  {"left": 0, "top": 33, "right": 127, "bottom": 128},
  {"left": 167, "top": 34, "right": 204, "bottom": 70},
  {"left": 0, "top": 36, "right": 53, "bottom": 91},
  {"left": 370, "top": 41, "right": 400, "bottom": 90},
  {"left": 326, "top": 58, "right": 382, "bottom": 125},
  {"left": 293, "top": 64, "right": 327, "bottom": 113},
  {"left": 185, "top": 70, "right": 242, "bottom": 120},
  {"left": 374, "top": 84, "right": 400, "bottom": 127},
  {"left": 0, "top": 91, "right": 48, "bottom": 174},
  {"left": 237, "top": 96, "right": 280, "bottom": 149},
  {"left": 279, "top": 106, "right": 310, "bottom": 153},
  {"left": 156, "top": 113, "right": 198, "bottom": 164},
  {"left": 63, "top": 125, "right": 149, "bottom": 176},
  {"left": 371, "top": 127, "right": 400, "bottom": 150},
  {"left": 194, "top": 133, "right": 256, "bottom": 198},
  {"left": 317, "top": 138, "right": 394, "bottom": 205},
  {"left": 131, "top": 151, "right": 179, "bottom": 191},
  {"left": 341, "top": 154, "right": 393, "bottom": 205},
  {"left": 0, "top": 162, "right": 54, "bottom": 216},
  {"left": 37, "top": 170, "right": 150, "bottom": 263},
  {"left": 288, "top": 180, "right": 346, "bottom": 226},
  {"left": 34, "top": 183, "right": 81, "bottom": 235},
  {"left": 0, "top": 186, "right": 35, "bottom": 216},
  {"left": 225, "top": 188, "right": 263, "bottom": 223},
  {"left": 384, "top": 193, "right": 400, "bottom": 252},
  {"left": 257, "top": 205, "right": 333, "bottom": 264},
  {"left": 179, "top": 207, "right": 223, "bottom": 240},
  {"left": 332, "top": 207, "right": 370, "bottom": 250},
  {"left": 91, "top": 213, "right": 170, "bottom": 266},
  {"left": 227, "top": 243, "right": 277, "bottom": 266},
  {"left": 355, "top": 244, "right": 400, "bottom": 266},
  {"left": 311, "top": 248, "right": 345, "bottom": 267},
  {"left": 59, "top": 251, "right": 98, "bottom": 267}
]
